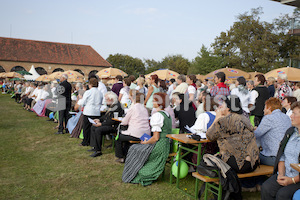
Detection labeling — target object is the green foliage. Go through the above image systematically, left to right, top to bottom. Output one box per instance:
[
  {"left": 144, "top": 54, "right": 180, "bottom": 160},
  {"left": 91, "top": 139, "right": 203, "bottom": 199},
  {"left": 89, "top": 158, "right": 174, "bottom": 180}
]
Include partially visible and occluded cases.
[
  {"left": 211, "top": 7, "right": 300, "bottom": 73},
  {"left": 105, "top": 8, "right": 300, "bottom": 76},
  {"left": 189, "top": 45, "right": 225, "bottom": 75},
  {"left": 106, "top": 53, "right": 146, "bottom": 77},
  {"left": 160, "top": 54, "right": 191, "bottom": 74},
  {"left": 144, "top": 59, "right": 162, "bottom": 74}
]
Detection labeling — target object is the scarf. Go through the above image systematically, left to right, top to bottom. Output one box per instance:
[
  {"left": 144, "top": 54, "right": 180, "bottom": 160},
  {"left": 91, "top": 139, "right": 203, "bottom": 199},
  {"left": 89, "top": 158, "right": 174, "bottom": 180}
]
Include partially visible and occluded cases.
[
  {"left": 217, "top": 82, "right": 228, "bottom": 89},
  {"left": 237, "top": 85, "right": 249, "bottom": 95}
]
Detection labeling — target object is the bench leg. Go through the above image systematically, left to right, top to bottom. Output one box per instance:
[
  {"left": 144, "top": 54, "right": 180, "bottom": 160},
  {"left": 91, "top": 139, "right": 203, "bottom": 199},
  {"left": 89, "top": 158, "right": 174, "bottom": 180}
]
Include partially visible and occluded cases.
[
  {"left": 102, "top": 135, "right": 105, "bottom": 147},
  {"left": 112, "top": 135, "right": 115, "bottom": 150},
  {"left": 170, "top": 157, "right": 174, "bottom": 184},
  {"left": 195, "top": 178, "right": 199, "bottom": 199},
  {"left": 217, "top": 184, "right": 222, "bottom": 200}
]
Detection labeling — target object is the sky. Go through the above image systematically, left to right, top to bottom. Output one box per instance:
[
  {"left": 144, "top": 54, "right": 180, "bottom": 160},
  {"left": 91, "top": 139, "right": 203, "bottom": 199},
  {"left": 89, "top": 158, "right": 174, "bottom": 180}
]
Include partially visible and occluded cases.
[{"left": 0, "top": 0, "right": 296, "bottom": 62}]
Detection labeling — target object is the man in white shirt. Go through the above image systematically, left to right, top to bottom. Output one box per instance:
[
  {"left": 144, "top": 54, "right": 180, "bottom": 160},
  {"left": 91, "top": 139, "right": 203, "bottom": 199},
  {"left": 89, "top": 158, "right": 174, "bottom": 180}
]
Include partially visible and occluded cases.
[
  {"left": 77, "top": 77, "right": 103, "bottom": 146},
  {"left": 167, "top": 78, "right": 176, "bottom": 98}
]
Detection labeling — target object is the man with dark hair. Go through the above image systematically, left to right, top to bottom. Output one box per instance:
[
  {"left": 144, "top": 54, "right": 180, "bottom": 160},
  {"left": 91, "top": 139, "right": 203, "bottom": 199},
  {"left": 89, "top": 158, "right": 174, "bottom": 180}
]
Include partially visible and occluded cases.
[
  {"left": 210, "top": 71, "right": 230, "bottom": 98},
  {"left": 55, "top": 74, "right": 72, "bottom": 134},
  {"left": 112, "top": 75, "right": 123, "bottom": 96},
  {"left": 129, "top": 75, "right": 137, "bottom": 90},
  {"left": 77, "top": 77, "right": 102, "bottom": 146},
  {"left": 167, "top": 78, "right": 176, "bottom": 98}
]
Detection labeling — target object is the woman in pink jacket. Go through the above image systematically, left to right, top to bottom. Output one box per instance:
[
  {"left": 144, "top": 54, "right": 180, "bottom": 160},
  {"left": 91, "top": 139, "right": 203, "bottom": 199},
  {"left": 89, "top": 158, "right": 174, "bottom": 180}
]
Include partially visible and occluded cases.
[{"left": 115, "top": 92, "right": 151, "bottom": 163}]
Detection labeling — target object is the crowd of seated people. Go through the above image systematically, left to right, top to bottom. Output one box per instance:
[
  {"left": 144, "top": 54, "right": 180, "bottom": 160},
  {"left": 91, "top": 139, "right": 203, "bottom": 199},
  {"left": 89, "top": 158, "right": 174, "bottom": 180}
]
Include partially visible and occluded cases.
[{"left": 3, "top": 70, "right": 300, "bottom": 199}]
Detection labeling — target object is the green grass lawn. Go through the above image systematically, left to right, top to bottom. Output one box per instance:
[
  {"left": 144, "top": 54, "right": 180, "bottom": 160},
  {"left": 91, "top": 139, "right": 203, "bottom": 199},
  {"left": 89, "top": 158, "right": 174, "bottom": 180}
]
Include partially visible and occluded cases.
[{"left": 0, "top": 94, "right": 261, "bottom": 200}]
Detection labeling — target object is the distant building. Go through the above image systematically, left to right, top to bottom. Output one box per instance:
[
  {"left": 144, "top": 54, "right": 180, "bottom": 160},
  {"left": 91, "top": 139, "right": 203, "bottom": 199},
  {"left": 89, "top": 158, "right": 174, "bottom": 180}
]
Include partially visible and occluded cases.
[
  {"left": 271, "top": 0, "right": 300, "bottom": 8},
  {"left": 0, "top": 37, "right": 112, "bottom": 78}
]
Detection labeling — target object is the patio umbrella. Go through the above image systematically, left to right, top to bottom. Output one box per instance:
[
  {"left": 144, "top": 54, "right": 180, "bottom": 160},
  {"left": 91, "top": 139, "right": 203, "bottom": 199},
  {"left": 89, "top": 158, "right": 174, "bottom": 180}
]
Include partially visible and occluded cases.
[
  {"left": 203, "top": 67, "right": 250, "bottom": 80},
  {"left": 264, "top": 67, "right": 300, "bottom": 82},
  {"left": 96, "top": 68, "right": 128, "bottom": 79},
  {"left": 145, "top": 69, "right": 179, "bottom": 80},
  {"left": 16, "top": 70, "right": 32, "bottom": 75},
  {"left": 64, "top": 70, "right": 84, "bottom": 78},
  {"left": 48, "top": 71, "right": 64, "bottom": 80},
  {"left": 248, "top": 71, "right": 264, "bottom": 80},
  {"left": 0, "top": 72, "right": 5, "bottom": 78},
  {"left": 3, "top": 72, "right": 23, "bottom": 78},
  {"left": 196, "top": 74, "right": 205, "bottom": 81},
  {"left": 35, "top": 75, "right": 51, "bottom": 82},
  {"left": 68, "top": 76, "right": 84, "bottom": 83},
  {"left": 10, "top": 78, "right": 21, "bottom": 81}
]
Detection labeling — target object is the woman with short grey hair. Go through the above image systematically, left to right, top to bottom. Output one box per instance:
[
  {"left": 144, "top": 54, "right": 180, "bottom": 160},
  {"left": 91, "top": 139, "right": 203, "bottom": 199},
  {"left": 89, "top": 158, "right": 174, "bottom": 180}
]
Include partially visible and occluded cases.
[{"left": 276, "top": 73, "right": 292, "bottom": 101}]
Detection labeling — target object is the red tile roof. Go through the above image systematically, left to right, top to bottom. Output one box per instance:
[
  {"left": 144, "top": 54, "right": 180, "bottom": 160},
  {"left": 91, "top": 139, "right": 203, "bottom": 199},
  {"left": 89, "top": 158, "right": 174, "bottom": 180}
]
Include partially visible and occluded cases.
[{"left": 0, "top": 37, "right": 112, "bottom": 67}]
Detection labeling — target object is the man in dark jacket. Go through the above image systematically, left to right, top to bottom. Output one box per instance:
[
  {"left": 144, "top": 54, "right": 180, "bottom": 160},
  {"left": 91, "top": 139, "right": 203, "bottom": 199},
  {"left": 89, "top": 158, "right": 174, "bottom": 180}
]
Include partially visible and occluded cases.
[
  {"left": 55, "top": 74, "right": 72, "bottom": 134},
  {"left": 89, "top": 91, "right": 124, "bottom": 157}
]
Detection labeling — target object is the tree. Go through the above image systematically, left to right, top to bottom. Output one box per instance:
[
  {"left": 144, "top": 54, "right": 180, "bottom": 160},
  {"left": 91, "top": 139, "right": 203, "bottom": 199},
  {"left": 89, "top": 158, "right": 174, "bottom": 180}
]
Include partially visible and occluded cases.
[
  {"left": 212, "top": 7, "right": 282, "bottom": 73},
  {"left": 273, "top": 8, "right": 300, "bottom": 68},
  {"left": 189, "top": 45, "right": 225, "bottom": 75},
  {"left": 106, "top": 54, "right": 145, "bottom": 77},
  {"left": 160, "top": 54, "right": 190, "bottom": 74},
  {"left": 144, "top": 59, "right": 162, "bottom": 74}
]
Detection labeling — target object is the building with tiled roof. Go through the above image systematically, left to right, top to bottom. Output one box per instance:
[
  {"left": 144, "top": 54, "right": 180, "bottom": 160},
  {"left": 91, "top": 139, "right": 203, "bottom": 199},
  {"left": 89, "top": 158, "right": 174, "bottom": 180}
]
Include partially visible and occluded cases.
[{"left": 0, "top": 37, "right": 112, "bottom": 78}]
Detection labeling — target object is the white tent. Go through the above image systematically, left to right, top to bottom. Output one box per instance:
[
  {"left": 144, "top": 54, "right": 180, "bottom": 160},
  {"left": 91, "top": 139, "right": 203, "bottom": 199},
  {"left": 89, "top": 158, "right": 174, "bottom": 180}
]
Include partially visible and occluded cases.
[{"left": 24, "top": 65, "right": 40, "bottom": 80}]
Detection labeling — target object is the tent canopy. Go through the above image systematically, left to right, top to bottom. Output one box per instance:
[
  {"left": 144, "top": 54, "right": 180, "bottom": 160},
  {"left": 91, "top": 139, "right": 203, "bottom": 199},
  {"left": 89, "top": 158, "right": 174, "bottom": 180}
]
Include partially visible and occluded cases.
[{"left": 24, "top": 65, "right": 41, "bottom": 80}]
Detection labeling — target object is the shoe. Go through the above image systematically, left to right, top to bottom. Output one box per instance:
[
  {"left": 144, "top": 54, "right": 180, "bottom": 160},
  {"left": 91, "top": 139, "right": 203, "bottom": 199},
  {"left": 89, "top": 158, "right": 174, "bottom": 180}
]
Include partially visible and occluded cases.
[
  {"left": 47, "top": 119, "right": 54, "bottom": 121},
  {"left": 54, "top": 131, "right": 64, "bottom": 134},
  {"left": 106, "top": 135, "right": 112, "bottom": 140},
  {"left": 79, "top": 143, "right": 88, "bottom": 146},
  {"left": 87, "top": 148, "right": 96, "bottom": 152},
  {"left": 90, "top": 152, "right": 102, "bottom": 157},
  {"left": 115, "top": 158, "right": 125, "bottom": 163},
  {"left": 188, "top": 165, "right": 196, "bottom": 173},
  {"left": 256, "top": 184, "right": 261, "bottom": 192}
]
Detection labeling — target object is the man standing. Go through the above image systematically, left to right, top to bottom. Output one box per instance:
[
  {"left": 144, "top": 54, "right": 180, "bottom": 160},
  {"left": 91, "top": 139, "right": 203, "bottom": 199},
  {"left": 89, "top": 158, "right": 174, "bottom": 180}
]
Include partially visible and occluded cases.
[
  {"left": 210, "top": 72, "right": 230, "bottom": 100},
  {"left": 55, "top": 74, "right": 72, "bottom": 134},
  {"left": 167, "top": 78, "right": 176, "bottom": 98}
]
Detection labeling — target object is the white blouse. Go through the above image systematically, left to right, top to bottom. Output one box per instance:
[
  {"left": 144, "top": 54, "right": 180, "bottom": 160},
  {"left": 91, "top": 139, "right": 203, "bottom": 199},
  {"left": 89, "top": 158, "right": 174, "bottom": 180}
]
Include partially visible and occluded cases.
[
  {"left": 119, "top": 87, "right": 130, "bottom": 105},
  {"left": 150, "top": 111, "right": 169, "bottom": 132},
  {"left": 191, "top": 111, "right": 216, "bottom": 133}
]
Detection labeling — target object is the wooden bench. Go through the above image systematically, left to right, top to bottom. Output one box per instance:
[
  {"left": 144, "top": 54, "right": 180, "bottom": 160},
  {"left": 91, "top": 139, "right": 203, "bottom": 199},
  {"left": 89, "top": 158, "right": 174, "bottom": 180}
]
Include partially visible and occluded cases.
[{"left": 192, "top": 165, "right": 274, "bottom": 200}]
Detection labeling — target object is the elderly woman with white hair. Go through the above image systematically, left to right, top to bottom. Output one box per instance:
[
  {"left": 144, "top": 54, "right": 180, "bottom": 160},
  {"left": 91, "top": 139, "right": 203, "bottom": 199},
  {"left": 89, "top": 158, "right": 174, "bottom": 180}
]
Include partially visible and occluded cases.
[
  {"left": 275, "top": 73, "right": 292, "bottom": 101},
  {"left": 71, "top": 82, "right": 83, "bottom": 101},
  {"left": 32, "top": 84, "right": 51, "bottom": 116},
  {"left": 89, "top": 91, "right": 124, "bottom": 157}
]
